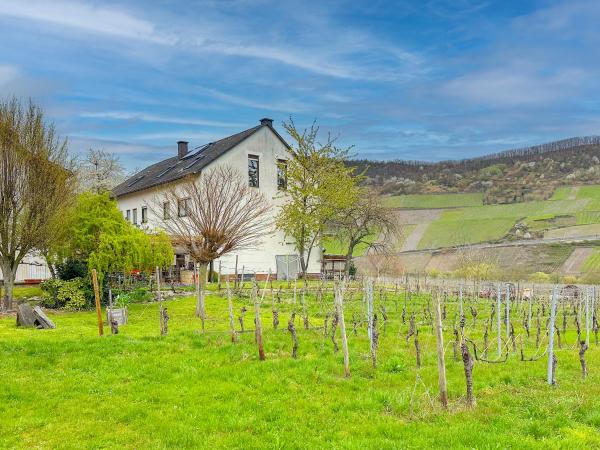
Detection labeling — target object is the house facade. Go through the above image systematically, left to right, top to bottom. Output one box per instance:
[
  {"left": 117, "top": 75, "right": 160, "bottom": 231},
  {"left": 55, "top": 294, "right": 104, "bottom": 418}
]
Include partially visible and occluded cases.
[{"left": 112, "top": 118, "right": 322, "bottom": 280}]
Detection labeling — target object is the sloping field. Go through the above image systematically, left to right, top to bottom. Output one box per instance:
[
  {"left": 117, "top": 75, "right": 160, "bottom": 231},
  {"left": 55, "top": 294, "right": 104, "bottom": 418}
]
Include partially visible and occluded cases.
[
  {"left": 383, "top": 193, "right": 483, "bottom": 209},
  {"left": 416, "top": 199, "right": 590, "bottom": 249},
  {"left": 545, "top": 224, "right": 600, "bottom": 239},
  {"left": 560, "top": 247, "right": 594, "bottom": 275}
]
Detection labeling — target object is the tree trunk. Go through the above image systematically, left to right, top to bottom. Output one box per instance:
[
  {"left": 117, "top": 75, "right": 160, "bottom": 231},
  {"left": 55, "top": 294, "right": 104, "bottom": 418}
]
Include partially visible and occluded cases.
[
  {"left": 344, "top": 247, "right": 354, "bottom": 280},
  {"left": 1, "top": 260, "right": 16, "bottom": 311}
]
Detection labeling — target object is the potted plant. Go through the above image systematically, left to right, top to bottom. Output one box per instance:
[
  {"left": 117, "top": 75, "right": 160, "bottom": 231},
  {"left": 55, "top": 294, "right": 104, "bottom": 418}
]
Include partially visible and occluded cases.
[{"left": 107, "top": 292, "right": 130, "bottom": 325}]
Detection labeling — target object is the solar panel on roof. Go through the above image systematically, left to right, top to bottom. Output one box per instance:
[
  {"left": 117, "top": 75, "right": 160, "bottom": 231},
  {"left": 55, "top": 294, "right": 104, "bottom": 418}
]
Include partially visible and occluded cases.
[
  {"left": 183, "top": 155, "right": 205, "bottom": 170},
  {"left": 156, "top": 165, "right": 175, "bottom": 178},
  {"left": 127, "top": 175, "right": 145, "bottom": 187}
]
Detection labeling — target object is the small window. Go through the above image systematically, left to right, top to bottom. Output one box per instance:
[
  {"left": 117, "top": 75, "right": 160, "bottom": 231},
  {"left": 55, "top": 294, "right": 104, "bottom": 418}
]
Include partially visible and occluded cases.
[
  {"left": 248, "top": 154, "right": 259, "bottom": 187},
  {"left": 277, "top": 159, "right": 288, "bottom": 190},
  {"left": 178, "top": 198, "right": 190, "bottom": 217},
  {"left": 163, "top": 201, "right": 171, "bottom": 220},
  {"left": 141, "top": 206, "right": 148, "bottom": 224},
  {"left": 132, "top": 208, "right": 138, "bottom": 225},
  {"left": 126, "top": 210, "right": 131, "bottom": 222}
]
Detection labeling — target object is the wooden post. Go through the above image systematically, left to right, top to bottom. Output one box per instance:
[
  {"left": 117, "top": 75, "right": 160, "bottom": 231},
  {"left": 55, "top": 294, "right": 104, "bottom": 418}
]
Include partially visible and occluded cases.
[
  {"left": 234, "top": 255, "right": 239, "bottom": 289},
  {"left": 217, "top": 260, "right": 222, "bottom": 292},
  {"left": 156, "top": 267, "right": 168, "bottom": 336},
  {"left": 92, "top": 269, "right": 104, "bottom": 337},
  {"left": 226, "top": 279, "right": 236, "bottom": 343},
  {"left": 459, "top": 282, "right": 463, "bottom": 318},
  {"left": 253, "top": 283, "right": 265, "bottom": 361},
  {"left": 497, "top": 283, "right": 502, "bottom": 358},
  {"left": 505, "top": 283, "right": 510, "bottom": 341},
  {"left": 335, "top": 284, "right": 350, "bottom": 377},
  {"left": 548, "top": 287, "right": 558, "bottom": 385},
  {"left": 585, "top": 287, "right": 591, "bottom": 347},
  {"left": 433, "top": 291, "right": 448, "bottom": 408}
]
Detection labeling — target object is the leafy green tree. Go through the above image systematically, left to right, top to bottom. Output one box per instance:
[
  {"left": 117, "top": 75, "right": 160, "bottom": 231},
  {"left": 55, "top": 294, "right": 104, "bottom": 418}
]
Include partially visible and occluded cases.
[
  {"left": 0, "top": 98, "right": 76, "bottom": 310},
  {"left": 276, "top": 119, "right": 360, "bottom": 278},
  {"left": 52, "top": 192, "right": 173, "bottom": 285}
]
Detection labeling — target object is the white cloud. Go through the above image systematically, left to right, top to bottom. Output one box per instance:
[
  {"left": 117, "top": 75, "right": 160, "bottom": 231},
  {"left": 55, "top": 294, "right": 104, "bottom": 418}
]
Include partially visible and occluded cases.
[
  {"left": 0, "top": 0, "right": 174, "bottom": 44},
  {"left": 0, "top": 0, "right": 419, "bottom": 81},
  {"left": 0, "top": 64, "right": 18, "bottom": 86},
  {"left": 442, "top": 68, "right": 586, "bottom": 106},
  {"left": 197, "top": 88, "right": 310, "bottom": 113},
  {"left": 79, "top": 111, "right": 243, "bottom": 128}
]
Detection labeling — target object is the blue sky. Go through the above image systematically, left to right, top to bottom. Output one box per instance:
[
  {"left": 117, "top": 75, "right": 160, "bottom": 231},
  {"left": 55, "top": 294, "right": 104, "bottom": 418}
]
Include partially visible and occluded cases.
[{"left": 0, "top": 0, "right": 598, "bottom": 169}]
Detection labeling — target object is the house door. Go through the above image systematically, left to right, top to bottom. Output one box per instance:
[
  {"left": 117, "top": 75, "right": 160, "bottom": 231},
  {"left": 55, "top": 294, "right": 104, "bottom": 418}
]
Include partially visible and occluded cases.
[{"left": 275, "top": 255, "right": 300, "bottom": 280}]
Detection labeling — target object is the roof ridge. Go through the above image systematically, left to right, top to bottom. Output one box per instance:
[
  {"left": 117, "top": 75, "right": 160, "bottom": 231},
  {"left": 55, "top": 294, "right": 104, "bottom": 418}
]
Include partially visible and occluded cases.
[{"left": 112, "top": 123, "right": 270, "bottom": 198}]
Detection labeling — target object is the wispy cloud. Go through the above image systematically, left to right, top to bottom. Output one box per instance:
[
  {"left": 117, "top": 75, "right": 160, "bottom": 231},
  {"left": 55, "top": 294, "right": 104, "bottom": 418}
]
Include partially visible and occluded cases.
[
  {"left": 0, "top": 0, "right": 174, "bottom": 44},
  {"left": 0, "top": 0, "right": 419, "bottom": 81},
  {"left": 0, "top": 64, "right": 18, "bottom": 86},
  {"left": 197, "top": 88, "right": 311, "bottom": 113},
  {"left": 80, "top": 111, "right": 243, "bottom": 128}
]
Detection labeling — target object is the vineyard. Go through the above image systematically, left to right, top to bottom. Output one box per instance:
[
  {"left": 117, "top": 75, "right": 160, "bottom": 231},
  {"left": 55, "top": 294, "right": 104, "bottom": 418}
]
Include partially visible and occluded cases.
[{"left": 2, "top": 277, "right": 600, "bottom": 448}]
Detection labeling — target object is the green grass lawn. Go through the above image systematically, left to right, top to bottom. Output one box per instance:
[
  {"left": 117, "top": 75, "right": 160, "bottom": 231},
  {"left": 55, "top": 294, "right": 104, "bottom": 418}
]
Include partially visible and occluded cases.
[
  {"left": 383, "top": 193, "right": 484, "bottom": 209},
  {"left": 12, "top": 285, "right": 43, "bottom": 299},
  {"left": 1, "top": 288, "right": 600, "bottom": 448}
]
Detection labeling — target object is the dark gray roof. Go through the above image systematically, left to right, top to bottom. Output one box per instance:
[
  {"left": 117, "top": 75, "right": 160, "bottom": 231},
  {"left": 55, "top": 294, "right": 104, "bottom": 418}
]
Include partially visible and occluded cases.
[{"left": 113, "top": 122, "right": 288, "bottom": 198}]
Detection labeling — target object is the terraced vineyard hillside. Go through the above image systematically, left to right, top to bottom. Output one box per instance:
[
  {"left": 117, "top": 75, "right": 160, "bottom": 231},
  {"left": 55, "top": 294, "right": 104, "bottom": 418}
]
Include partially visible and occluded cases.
[{"left": 375, "top": 186, "right": 600, "bottom": 281}]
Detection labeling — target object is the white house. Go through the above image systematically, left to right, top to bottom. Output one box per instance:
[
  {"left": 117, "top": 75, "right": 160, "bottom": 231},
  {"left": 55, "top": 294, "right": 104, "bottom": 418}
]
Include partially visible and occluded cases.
[{"left": 112, "top": 118, "right": 322, "bottom": 280}]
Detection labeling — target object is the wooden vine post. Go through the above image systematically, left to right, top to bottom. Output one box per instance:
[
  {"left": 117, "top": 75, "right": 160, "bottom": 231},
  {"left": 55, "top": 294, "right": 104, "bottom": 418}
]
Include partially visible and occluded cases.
[
  {"left": 156, "top": 267, "right": 168, "bottom": 336},
  {"left": 91, "top": 269, "right": 104, "bottom": 337},
  {"left": 253, "top": 273, "right": 270, "bottom": 361},
  {"left": 226, "top": 280, "right": 237, "bottom": 343},
  {"left": 335, "top": 283, "right": 350, "bottom": 377},
  {"left": 496, "top": 283, "right": 502, "bottom": 358},
  {"left": 547, "top": 287, "right": 558, "bottom": 385},
  {"left": 433, "top": 291, "right": 448, "bottom": 408}
]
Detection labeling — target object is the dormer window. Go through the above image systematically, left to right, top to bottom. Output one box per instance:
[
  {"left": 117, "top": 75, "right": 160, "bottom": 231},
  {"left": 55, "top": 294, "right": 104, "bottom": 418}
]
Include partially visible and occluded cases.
[{"left": 248, "top": 154, "right": 259, "bottom": 187}]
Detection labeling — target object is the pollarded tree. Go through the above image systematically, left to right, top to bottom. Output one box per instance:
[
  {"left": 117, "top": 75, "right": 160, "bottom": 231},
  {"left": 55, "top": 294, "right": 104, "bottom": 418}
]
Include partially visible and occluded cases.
[
  {"left": 0, "top": 99, "right": 75, "bottom": 310},
  {"left": 276, "top": 119, "right": 360, "bottom": 278},
  {"left": 154, "top": 165, "right": 271, "bottom": 324},
  {"left": 331, "top": 188, "right": 398, "bottom": 278}
]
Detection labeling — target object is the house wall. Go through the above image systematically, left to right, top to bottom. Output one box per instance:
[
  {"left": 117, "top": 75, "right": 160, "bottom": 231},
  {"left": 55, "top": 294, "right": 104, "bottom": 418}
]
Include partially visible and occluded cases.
[
  {"left": 116, "top": 126, "right": 322, "bottom": 277},
  {"left": 0, "top": 253, "right": 51, "bottom": 283}
]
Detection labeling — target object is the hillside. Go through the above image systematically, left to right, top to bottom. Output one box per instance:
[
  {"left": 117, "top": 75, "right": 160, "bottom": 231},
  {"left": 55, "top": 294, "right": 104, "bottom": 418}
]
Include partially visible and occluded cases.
[
  {"left": 351, "top": 136, "right": 600, "bottom": 204},
  {"left": 361, "top": 185, "right": 600, "bottom": 282}
]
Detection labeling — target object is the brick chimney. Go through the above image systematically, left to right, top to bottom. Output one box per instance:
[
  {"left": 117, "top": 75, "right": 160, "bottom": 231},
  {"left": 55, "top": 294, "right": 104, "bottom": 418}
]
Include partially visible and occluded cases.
[
  {"left": 260, "top": 118, "right": 273, "bottom": 127},
  {"left": 177, "top": 141, "right": 188, "bottom": 159}
]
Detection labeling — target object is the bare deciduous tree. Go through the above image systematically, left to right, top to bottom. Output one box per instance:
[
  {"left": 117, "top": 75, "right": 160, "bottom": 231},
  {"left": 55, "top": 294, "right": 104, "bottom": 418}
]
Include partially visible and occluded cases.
[
  {"left": 0, "top": 99, "right": 75, "bottom": 310},
  {"left": 154, "top": 165, "right": 271, "bottom": 319},
  {"left": 331, "top": 188, "right": 398, "bottom": 278}
]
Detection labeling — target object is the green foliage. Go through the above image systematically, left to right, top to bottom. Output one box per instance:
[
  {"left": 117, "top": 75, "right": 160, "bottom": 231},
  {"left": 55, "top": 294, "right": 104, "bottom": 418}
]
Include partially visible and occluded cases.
[
  {"left": 276, "top": 120, "right": 360, "bottom": 273},
  {"left": 382, "top": 192, "right": 483, "bottom": 209},
  {"left": 58, "top": 193, "right": 174, "bottom": 281},
  {"left": 56, "top": 259, "right": 88, "bottom": 280},
  {"left": 453, "top": 263, "right": 499, "bottom": 281},
  {"left": 528, "top": 272, "right": 551, "bottom": 283},
  {"left": 40, "top": 278, "right": 87, "bottom": 310},
  {"left": 114, "top": 293, "right": 131, "bottom": 309}
]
